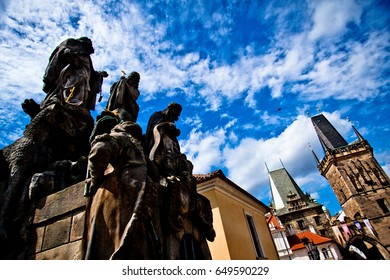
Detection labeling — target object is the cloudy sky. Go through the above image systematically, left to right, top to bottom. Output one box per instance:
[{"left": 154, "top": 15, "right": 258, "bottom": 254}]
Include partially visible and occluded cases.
[{"left": 0, "top": 0, "right": 389, "bottom": 215}]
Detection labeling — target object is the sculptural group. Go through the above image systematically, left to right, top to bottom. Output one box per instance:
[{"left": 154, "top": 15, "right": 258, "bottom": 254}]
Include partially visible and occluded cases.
[{"left": 0, "top": 37, "right": 214, "bottom": 260}]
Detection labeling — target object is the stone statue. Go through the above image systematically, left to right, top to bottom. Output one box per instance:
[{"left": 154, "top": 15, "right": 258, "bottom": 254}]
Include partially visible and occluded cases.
[
  {"left": 1, "top": 35, "right": 215, "bottom": 260},
  {"left": 42, "top": 36, "right": 108, "bottom": 110},
  {"left": 0, "top": 37, "right": 109, "bottom": 259},
  {"left": 22, "top": 37, "right": 108, "bottom": 120},
  {"left": 88, "top": 71, "right": 140, "bottom": 144},
  {"left": 106, "top": 71, "right": 140, "bottom": 122},
  {"left": 145, "top": 102, "right": 183, "bottom": 178},
  {"left": 0, "top": 103, "right": 93, "bottom": 259},
  {"left": 83, "top": 103, "right": 215, "bottom": 260},
  {"left": 145, "top": 103, "right": 215, "bottom": 259},
  {"left": 83, "top": 111, "right": 155, "bottom": 259}
]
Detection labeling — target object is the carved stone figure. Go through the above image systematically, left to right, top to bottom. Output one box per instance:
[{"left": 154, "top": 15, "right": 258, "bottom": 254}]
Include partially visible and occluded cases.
[
  {"left": 1, "top": 36, "right": 215, "bottom": 260},
  {"left": 22, "top": 36, "right": 108, "bottom": 118},
  {"left": 39, "top": 37, "right": 108, "bottom": 113},
  {"left": 106, "top": 71, "right": 140, "bottom": 122},
  {"left": 145, "top": 102, "right": 183, "bottom": 178},
  {"left": 0, "top": 103, "right": 93, "bottom": 259},
  {"left": 145, "top": 103, "right": 215, "bottom": 259},
  {"left": 83, "top": 113, "right": 155, "bottom": 259},
  {"left": 28, "top": 157, "right": 87, "bottom": 202}
]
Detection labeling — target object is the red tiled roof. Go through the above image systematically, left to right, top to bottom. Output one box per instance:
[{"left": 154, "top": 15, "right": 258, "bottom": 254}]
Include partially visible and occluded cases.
[
  {"left": 194, "top": 169, "right": 224, "bottom": 183},
  {"left": 265, "top": 212, "right": 282, "bottom": 229},
  {"left": 287, "top": 231, "right": 333, "bottom": 251}
]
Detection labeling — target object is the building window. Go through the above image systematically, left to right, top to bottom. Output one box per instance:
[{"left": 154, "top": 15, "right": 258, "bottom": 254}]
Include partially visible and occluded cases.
[
  {"left": 376, "top": 198, "right": 390, "bottom": 214},
  {"left": 245, "top": 214, "right": 264, "bottom": 259},
  {"left": 313, "top": 216, "right": 321, "bottom": 225},
  {"left": 297, "top": 219, "right": 305, "bottom": 230},
  {"left": 286, "top": 223, "right": 294, "bottom": 235},
  {"left": 322, "top": 248, "right": 330, "bottom": 259}
]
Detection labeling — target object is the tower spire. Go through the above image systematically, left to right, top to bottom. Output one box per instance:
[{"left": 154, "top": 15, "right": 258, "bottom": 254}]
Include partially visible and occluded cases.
[
  {"left": 311, "top": 114, "right": 348, "bottom": 152},
  {"left": 347, "top": 117, "right": 365, "bottom": 142},
  {"left": 352, "top": 124, "right": 365, "bottom": 142},
  {"left": 308, "top": 142, "right": 320, "bottom": 165}
]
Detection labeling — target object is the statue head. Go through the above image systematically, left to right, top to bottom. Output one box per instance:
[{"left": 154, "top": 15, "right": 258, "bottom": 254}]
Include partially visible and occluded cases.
[
  {"left": 77, "top": 37, "right": 94, "bottom": 54},
  {"left": 127, "top": 72, "right": 140, "bottom": 89},
  {"left": 166, "top": 102, "right": 182, "bottom": 122}
]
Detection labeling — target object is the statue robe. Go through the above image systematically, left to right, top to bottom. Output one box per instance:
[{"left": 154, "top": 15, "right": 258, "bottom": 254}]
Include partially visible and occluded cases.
[{"left": 83, "top": 122, "right": 152, "bottom": 259}]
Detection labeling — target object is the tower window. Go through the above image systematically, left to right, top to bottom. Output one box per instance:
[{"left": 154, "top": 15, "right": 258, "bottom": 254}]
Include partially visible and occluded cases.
[
  {"left": 376, "top": 199, "right": 390, "bottom": 214},
  {"left": 245, "top": 214, "right": 264, "bottom": 259},
  {"left": 313, "top": 216, "right": 321, "bottom": 225},
  {"left": 297, "top": 219, "right": 305, "bottom": 230},
  {"left": 286, "top": 223, "right": 294, "bottom": 235}
]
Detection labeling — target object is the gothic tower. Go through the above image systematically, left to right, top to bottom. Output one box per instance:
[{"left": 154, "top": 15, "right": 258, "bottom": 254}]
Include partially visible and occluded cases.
[
  {"left": 311, "top": 114, "right": 390, "bottom": 252},
  {"left": 268, "top": 167, "right": 330, "bottom": 237}
]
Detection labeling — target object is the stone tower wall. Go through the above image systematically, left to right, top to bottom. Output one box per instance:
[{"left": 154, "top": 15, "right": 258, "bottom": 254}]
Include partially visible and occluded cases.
[
  {"left": 319, "top": 142, "right": 390, "bottom": 249},
  {"left": 279, "top": 206, "right": 330, "bottom": 236}
]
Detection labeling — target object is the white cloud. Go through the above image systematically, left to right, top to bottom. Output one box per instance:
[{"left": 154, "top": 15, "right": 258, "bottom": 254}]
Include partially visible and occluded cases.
[
  {"left": 309, "top": 0, "right": 362, "bottom": 41},
  {"left": 222, "top": 112, "right": 351, "bottom": 196},
  {"left": 180, "top": 128, "right": 226, "bottom": 174}
]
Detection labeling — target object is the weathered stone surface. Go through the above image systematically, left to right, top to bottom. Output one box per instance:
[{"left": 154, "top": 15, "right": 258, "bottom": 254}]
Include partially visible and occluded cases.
[
  {"left": 34, "top": 182, "right": 86, "bottom": 224},
  {"left": 70, "top": 210, "right": 85, "bottom": 242},
  {"left": 42, "top": 216, "right": 72, "bottom": 251},
  {"left": 34, "top": 226, "right": 45, "bottom": 253},
  {"left": 35, "top": 240, "right": 82, "bottom": 260}
]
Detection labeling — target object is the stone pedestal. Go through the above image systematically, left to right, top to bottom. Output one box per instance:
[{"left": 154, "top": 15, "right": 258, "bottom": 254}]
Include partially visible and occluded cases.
[{"left": 29, "top": 182, "right": 86, "bottom": 260}]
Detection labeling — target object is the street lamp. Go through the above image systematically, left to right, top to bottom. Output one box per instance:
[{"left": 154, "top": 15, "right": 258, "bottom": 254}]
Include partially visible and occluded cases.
[{"left": 301, "top": 237, "right": 320, "bottom": 260}]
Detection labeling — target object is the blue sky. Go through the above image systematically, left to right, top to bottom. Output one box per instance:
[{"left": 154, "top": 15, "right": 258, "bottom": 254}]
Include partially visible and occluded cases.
[{"left": 0, "top": 0, "right": 389, "bottom": 216}]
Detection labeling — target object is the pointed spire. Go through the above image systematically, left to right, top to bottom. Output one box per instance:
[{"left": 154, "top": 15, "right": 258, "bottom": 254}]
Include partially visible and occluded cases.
[
  {"left": 311, "top": 114, "right": 348, "bottom": 152},
  {"left": 347, "top": 117, "right": 365, "bottom": 142},
  {"left": 352, "top": 125, "right": 365, "bottom": 142},
  {"left": 308, "top": 142, "right": 320, "bottom": 165},
  {"left": 264, "top": 161, "right": 270, "bottom": 173},
  {"left": 268, "top": 166, "right": 322, "bottom": 212}
]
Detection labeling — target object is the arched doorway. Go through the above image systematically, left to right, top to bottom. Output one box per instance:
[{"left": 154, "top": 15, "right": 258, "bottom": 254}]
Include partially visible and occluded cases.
[{"left": 343, "top": 234, "right": 390, "bottom": 260}]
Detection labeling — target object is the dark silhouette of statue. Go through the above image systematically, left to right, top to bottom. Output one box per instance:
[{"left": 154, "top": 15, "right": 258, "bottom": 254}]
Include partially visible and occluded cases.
[
  {"left": 1, "top": 36, "right": 215, "bottom": 260},
  {"left": 41, "top": 36, "right": 108, "bottom": 110},
  {"left": 0, "top": 37, "right": 107, "bottom": 259},
  {"left": 22, "top": 37, "right": 108, "bottom": 119},
  {"left": 88, "top": 71, "right": 140, "bottom": 144},
  {"left": 106, "top": 71, "right": 140, "bottom": 121},
  {"left": 145, "top": 102, "right": 183, "bottom": 178},
  {"left": 0, "top": 103, "right": 94, "bottom": 259},
  {"left": 83, "top": 103, "right": 215, "bottom": 260},
  {"left": 145, "top": 103, "right": 215, "bottom": 259},
  {"left": 83, "top": 111, "right": 157, "bottom": 259}
]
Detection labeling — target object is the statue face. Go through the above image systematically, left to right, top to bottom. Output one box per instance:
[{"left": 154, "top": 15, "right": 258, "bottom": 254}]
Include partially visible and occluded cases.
[{"left": 169, "top": 108, "right": 180, "bottom": 121}]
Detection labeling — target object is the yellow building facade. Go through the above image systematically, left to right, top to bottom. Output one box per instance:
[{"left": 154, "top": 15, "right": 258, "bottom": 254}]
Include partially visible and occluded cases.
[{"left": 196, "top": 170, "right": 279, "bottom": 260}]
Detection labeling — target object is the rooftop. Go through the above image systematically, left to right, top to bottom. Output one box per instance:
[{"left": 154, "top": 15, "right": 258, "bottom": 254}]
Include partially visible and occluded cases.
[{"left": 287, "top": 231, "right": 333, "bottom": 251}]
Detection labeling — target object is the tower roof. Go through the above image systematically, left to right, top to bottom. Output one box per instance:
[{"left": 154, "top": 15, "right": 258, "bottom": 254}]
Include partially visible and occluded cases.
[
  {"left": 311, "top": 114, "right": 348, "bottom": 152},
  {"left": 269, "top": 168, "right": 322, "bottom": 216}
]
